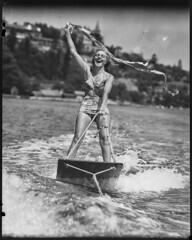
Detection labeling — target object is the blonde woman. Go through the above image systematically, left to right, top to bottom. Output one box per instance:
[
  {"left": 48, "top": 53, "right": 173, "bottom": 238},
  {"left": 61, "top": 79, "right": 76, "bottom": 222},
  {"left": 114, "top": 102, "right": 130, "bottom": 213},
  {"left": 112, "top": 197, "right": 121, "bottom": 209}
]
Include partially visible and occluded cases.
[{"left": 65, "top": 23, "right": 114, "bottom": 162}]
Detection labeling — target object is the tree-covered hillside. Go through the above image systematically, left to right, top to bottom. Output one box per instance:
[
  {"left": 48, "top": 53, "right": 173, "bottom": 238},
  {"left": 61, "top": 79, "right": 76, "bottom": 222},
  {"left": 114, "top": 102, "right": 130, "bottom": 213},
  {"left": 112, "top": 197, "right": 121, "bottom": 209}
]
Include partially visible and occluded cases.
[{"left": 2, "top": 22, "right": 190, "bottom": 107}]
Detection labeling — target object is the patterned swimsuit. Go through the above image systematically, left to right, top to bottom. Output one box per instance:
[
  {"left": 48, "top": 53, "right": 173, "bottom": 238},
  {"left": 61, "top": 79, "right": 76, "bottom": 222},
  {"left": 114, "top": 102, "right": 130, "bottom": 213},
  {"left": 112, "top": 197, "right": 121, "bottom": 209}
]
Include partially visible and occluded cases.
[{"left": 79, "top": 70, "right": 111, "bottom": 116}]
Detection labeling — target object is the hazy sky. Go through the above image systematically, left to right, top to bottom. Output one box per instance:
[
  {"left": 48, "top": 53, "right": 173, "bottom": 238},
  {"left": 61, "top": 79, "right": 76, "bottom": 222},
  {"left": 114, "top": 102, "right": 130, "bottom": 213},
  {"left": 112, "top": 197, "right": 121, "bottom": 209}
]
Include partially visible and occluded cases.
[{"left": 3, "top": 5, "right": 189, "bottom": 70}]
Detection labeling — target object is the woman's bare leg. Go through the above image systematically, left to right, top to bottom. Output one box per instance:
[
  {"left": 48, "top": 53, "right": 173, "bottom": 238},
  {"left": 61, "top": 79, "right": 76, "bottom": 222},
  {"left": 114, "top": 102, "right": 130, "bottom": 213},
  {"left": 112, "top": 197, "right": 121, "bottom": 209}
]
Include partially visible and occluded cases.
[
  {"left": 67, "top": 112, "right": 92, "bottom": 159},
  {"left": 96, "top": 114, "right": 111, "bottom": 162}
]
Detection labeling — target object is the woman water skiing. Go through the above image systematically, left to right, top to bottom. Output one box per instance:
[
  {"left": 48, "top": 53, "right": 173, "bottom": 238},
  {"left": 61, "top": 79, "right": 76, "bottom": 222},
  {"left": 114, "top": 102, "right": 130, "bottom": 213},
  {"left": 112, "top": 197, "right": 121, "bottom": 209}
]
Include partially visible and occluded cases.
[
  {"left": 65, "top": 22, "right": 178, "bottom": 162},
  {"left": 65, "top": 23, "right": 114, "bottom": 162}
]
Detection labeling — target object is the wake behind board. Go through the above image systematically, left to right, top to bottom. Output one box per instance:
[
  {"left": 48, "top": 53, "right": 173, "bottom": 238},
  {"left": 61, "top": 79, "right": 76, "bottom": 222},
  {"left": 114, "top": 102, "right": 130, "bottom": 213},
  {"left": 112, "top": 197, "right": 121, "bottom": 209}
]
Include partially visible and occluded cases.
[{"left": 56, "top": 159, "right": 123, "bottom": 193}]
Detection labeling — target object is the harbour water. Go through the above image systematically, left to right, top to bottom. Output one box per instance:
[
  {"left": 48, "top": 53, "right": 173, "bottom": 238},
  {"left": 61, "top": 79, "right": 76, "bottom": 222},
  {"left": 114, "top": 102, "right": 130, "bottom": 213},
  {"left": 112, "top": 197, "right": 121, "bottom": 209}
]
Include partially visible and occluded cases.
[{"left": 2, "top": 98, "right": 190, "bottom": 237}]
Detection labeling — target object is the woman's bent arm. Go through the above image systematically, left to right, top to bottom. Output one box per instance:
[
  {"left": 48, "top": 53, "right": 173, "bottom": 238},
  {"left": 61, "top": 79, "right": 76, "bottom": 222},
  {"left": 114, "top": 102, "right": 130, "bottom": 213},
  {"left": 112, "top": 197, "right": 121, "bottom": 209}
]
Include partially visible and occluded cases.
[{"left": 99, "top": 75, "right": 114, "bottom": 112}]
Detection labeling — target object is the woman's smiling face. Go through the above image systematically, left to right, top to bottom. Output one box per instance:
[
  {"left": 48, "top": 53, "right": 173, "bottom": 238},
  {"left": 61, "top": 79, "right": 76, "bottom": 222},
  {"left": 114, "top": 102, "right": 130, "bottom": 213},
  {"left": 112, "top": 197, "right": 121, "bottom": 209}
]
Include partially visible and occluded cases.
[{"left": 93, "top": 50, "right": 108, "bottom": 67}]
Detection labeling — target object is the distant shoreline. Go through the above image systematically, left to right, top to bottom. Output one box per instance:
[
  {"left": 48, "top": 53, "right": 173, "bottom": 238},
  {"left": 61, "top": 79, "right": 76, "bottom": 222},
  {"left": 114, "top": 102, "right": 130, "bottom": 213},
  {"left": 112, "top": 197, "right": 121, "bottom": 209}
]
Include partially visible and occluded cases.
[{"left": 3, "top": 94, "right": 189, "bottom": 110}]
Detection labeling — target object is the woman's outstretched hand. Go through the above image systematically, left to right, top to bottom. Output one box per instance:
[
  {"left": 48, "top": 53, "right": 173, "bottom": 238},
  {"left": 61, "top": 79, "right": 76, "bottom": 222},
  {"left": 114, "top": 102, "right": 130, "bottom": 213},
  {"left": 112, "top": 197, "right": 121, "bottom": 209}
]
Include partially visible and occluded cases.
[{"left": 65, "top": 22, "right": 73, "bottom": 34}]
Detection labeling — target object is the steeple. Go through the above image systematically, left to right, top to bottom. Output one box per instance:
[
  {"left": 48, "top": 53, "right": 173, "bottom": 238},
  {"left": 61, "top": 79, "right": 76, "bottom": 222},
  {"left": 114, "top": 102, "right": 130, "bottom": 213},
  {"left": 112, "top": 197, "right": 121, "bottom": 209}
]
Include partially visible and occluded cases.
[
  {"left": 91, "top": 20, "right": 103, "bottom": 44},
  {"left": 92, "top": 20, "right": 100, "bottom": 35}
]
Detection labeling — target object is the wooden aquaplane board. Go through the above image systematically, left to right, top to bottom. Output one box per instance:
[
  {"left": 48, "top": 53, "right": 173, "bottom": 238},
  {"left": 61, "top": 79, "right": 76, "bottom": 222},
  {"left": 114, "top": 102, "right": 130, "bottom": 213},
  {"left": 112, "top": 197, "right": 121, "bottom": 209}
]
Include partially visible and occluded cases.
[
  {"left": 56, "top": 159, "right": 123, "bottom": 192},
  {"left": 57, "top": 159, "right": 123, "bottom": 179}
]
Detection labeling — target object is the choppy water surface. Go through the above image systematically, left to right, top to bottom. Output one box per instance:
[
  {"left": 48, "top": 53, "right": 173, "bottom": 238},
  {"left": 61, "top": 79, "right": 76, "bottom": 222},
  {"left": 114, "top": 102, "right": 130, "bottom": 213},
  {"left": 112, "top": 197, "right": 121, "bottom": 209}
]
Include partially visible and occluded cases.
[{"left": 2, "top": 99, "right": 190, "bottom": 237}]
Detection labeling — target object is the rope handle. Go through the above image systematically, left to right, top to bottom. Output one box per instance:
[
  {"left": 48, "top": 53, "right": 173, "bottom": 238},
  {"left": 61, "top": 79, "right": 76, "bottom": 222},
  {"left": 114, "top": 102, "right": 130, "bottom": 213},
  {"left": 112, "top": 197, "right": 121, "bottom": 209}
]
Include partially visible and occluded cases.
[{"left": 67, "top": 111, "right": 100, "bottom": 159}]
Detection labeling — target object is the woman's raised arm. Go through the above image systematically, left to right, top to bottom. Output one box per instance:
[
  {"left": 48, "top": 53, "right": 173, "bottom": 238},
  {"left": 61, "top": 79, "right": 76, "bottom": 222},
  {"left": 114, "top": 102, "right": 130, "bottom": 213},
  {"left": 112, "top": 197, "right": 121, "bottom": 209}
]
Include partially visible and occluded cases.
[{"left": 65, "top": 24, "right": 89, "bottom": 74}]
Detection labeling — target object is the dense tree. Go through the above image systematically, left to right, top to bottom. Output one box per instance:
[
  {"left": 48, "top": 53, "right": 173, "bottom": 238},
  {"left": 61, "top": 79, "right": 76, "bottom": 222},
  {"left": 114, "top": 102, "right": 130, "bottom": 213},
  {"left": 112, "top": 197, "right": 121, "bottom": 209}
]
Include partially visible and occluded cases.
[
  {"left": 35, "top": 23, "right": 61, "bottom": 39},
  {"left": 7, "top": 28, "right": 17, "bottom": 52},
  {"left": 71, "top": 31, "right": 84, "bottom": 53},
  {"left": 2, "top": 39, "right": 31, "bottom": 94},
  {"left": 107, "top": 45, "right": 116, "bottom": 55},
  {"left": 129, "top": 52, "right": 144, "bottom": 62},
  {"left": 150, "top": 53, "right": 158, "bottom": 65},
  {"left": 65, "top": 57, "right": 85, "bottom": 92},
  {"left": 116, "top": 83, "right": 131, "bottom": 103},
  {"left": 109, "top": 84, "right": 118, "bottom": 101},
  {"left": 129, "top": 91, "right": 145, "bottom": 104}
]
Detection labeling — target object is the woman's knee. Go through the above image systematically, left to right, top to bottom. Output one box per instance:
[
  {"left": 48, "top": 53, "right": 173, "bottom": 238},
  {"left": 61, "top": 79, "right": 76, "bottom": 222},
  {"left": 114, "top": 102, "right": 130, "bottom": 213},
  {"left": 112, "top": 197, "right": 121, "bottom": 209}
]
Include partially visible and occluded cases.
[{"left": 99, "top": 134, "right": 109, "bottom": 146}]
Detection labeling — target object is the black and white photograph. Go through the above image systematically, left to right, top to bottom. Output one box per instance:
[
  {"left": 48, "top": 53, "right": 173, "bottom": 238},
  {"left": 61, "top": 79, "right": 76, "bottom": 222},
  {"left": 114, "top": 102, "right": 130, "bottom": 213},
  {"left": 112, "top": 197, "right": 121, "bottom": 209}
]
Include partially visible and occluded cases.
[{"left": 2, "top": 0, "right": 190, "bottom": 238}]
